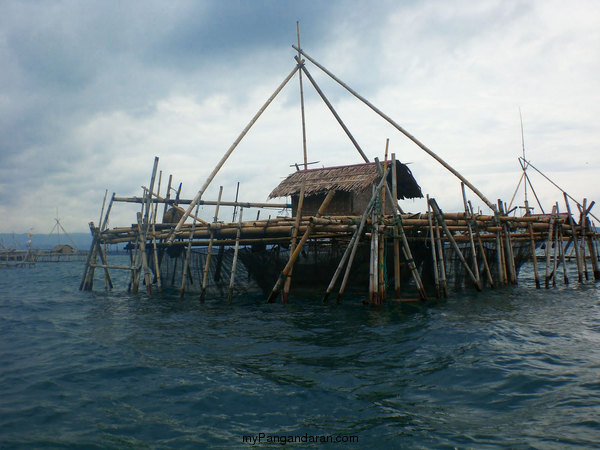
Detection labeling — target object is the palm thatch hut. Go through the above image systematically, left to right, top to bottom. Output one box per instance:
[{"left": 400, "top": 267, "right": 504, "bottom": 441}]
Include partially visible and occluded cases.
[{"left": 269, "top": 160, "right": 422, "bottom": 216}]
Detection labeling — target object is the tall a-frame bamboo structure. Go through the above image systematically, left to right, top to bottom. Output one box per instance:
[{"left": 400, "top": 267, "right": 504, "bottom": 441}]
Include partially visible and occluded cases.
[{"left": 80, "top": 28, "right": 600, "bottom": 301}]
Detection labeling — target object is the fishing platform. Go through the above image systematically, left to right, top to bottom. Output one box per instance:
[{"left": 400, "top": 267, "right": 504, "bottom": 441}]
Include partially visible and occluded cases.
[{"left": 80, "top": 40, "right": 600, "bottom": 303}]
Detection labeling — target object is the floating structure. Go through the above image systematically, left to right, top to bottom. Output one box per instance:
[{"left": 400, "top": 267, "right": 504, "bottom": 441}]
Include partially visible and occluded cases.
[{"left": 80, "top": 37, "right": 599, "bottom": 303}]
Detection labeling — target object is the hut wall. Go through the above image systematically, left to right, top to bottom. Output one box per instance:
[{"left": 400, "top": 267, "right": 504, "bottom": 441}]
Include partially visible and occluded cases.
[
  {"left": 291, "top": 189, "right": 398, "bottom": 217},
  {"left": 292, "top": 191, "right": 352, "bottom": 217}
]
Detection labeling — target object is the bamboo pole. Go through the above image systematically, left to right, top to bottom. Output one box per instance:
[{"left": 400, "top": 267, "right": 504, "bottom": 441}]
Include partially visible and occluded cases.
[
  {"left": 296, "top": 22, "right": 308, "bottom": 169},
  {"left": 293, "top": 45, "right": 497, "bottom": 212},
  {"left": 299, "top": 61, "right": 369, "bottom": 163},
  {"left": 169, "top": 66, "right": 300, "bottom": 242},
  {"left": 378, "top": 141, "right": 389, "bottom": 301},
  {"left": 391, "top": 153, "right": 401, "bottom": 298},
  {"left": 151, "top": 171, "right": 162, "bottom": 292},
  {"left": 163, "top": 174, "right": 173, "bottom": 222},
  {"left": 283, "top": 181, "right": 306, "bottom": 303},
  {"left": 461, "top": 183, "right": 481, "bottom": 285},
  {"left": 200, "top": 186, "right": 224, "bottom": 301},
  {"left": 267, "top": 190, "right": 336, "bottom": 303},
  {"left": 82, "top": 191, "right": 109, "bottom": 290},
  {"left": 118, "top": 194, "right": 289, "bottom": 210},
  {"left": 564, "top": 194, "right": 583, "bottom": 282},
  {"left": 427, "top": 196, "right": 441, "bottom": 298},
  {"left": 579, "top": 200, "right": 589, "bottom": 281},
  {"left": 369, "top": 201, "right": 379, "bottom": 304},
  {"left": 498, "top": 201, "right": 517, "bottom": 285},
  {"left": 180, "top": 203, "right": 201, "bottom": 297},
  {"left": 544, "top": 206, "right": 556, "bottom": 288},
  {"left": 228, "top": 208, "right": 244, "bottom": 302},
  {"left": 434, "top": 215, "right": 448, "bottom": 297},
  {"left": 585, "top": 215, "right": 600, "bottom": 281},
  {"left": 528, "top": 223, "right": 540, "bottom": 289},
  {"left": 558, "top": 223, "right": 569, "bottom": 285}
]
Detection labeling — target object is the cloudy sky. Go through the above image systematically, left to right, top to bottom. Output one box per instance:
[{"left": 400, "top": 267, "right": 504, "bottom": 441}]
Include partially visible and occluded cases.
[{"left": 1, "top": 0, "right": 599, "bottom": 234}]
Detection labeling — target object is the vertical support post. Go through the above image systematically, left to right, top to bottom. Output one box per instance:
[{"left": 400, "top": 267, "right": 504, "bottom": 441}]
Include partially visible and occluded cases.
[
  {"left": 296, "top": 22, "right": 308, "bottom": 170},
  {"left": 377, "top": 141, "right": 389, "bottom": 301},
  {"left": 391, "top": 153, "right": 401, "bottom": 298},
  {"left": 151, "top": 171, "right": 163, "bottom": 292},
  {"left": 283, "top": 181, "right": 306, "bottom": 303},
  {"left": 461, "top": 183, "right": 481, "bottom": 285},
  {"left": 200, "top": 186, "right": 224, "bottom": 301},
  {"left": 564, "top": 194, "right": 583, "bottom": 282},
  {"left": 427, "top": 195, "right": 441, "bottom": 298},
  {"left": 579, "top": 199, "right": 589, "bottom": 281},
  {"left": 369, "top": 201, "right": 379, "bottom": 305},
  {"left": 180, "top": 203, "right": 201, "bottom": 298},
  {"left": 544, "top": 205, "right": 556, "bottom": 288},
  {"left": 228, "top": 208, "right": 244, "bottom": 302},
  {"left": 434, "top": 215, "right": 448, "bottom": 297},
  {"left": 528, "top": 224, "right": 541, "bottom": 288}
]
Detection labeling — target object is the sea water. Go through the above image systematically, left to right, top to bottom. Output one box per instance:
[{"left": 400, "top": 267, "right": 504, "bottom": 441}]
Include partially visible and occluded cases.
[{"left": 1, "top": 259, "right": 599, "bottom": 448}]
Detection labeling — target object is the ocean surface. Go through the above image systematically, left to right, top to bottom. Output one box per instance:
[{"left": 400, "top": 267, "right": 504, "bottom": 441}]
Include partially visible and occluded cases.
[{"left": 1, "top": 258, "right": 599, "bottom": 448}]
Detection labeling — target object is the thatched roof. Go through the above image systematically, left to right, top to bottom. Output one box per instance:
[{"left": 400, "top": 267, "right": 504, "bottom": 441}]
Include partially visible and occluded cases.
[{"left": 269, "top": 161, "right": 422, "bottom": 200}]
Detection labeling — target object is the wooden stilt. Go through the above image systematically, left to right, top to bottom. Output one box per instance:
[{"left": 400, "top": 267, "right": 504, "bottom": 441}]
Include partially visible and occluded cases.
[
  {"left": 377, "top": 142, "right": 389, "bottom": 302},
  {"left": 391, "top": 154, "right": 402, "bottom": 298},
  {"left": 283, "top": 181, "right": 306, "bottom": 303},
  {"left": 461, "top": 183, "right": 481, "bottom": 285},
  {"left": 200, "top": 186, "right": 224, "bottom": 301},
  {"left": 267, "top": 190, "right": 336, "bottom": 303},
  {"left": 564, "top": 194, "right": 583, "bottom": 282},
  {"left": 427, "top": 196, "right": 441, "bottom": 298},
  {"left": 579, "top": 199, "right": 589, "bottom": 281},
  {"left": 498, "top": 201, "right": 517, "bottom": 285},
  {"left": 369, "top": 202, "right": 379, "bottom": 304},
  {"left": 180, "top": 203, "right": 201, "bottom": 297},
  {"left": 544, "top": 205, "right": 556, "bottom": 288},
  {"left": 228, "top": 208, "right": 244, "bottom": 302},
  {"left": 434, "top": 216, "right": 448, "bottom": 297},
  {"left": 558, "top": 223, "right": 569, "bottom": 285},
  {"left": 528, "top": 224, "right": 541, "bottom": 288}
]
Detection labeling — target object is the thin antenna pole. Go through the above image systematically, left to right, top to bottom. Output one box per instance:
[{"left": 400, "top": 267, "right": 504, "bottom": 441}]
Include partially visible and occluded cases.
[
  {"left": 297, "top": 22, "right": 308, "bottom": 170},
  {"left": 519, "top": 108, "right": 528, "bottom": 206}
]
